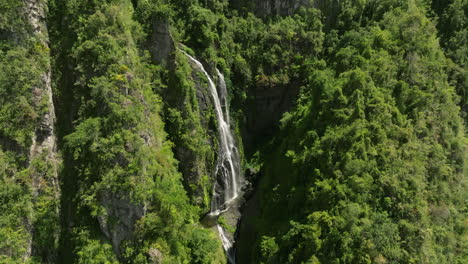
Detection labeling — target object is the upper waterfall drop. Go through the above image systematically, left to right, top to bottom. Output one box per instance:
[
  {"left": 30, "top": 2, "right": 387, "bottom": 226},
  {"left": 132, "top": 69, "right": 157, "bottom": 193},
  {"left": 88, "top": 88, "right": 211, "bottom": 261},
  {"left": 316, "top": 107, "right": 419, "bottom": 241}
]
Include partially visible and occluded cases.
[{"left": 182, "top": 51, "right": 243, "bottom": 263}]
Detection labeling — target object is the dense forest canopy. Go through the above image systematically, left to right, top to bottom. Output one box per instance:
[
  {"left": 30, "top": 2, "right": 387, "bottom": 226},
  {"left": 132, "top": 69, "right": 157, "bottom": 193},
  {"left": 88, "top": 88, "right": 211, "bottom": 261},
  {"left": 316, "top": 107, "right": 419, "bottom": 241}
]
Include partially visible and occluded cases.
[{"left": 0, "top": 0, "right": 466, "bottom": 263}]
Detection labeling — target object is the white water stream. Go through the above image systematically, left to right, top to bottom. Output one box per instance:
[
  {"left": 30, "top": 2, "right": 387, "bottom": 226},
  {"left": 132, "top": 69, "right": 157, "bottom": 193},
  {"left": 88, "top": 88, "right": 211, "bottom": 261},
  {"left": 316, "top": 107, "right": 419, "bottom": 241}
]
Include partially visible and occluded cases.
[{"left": 183, "top": 51, "right": 242, "bottom": 263}]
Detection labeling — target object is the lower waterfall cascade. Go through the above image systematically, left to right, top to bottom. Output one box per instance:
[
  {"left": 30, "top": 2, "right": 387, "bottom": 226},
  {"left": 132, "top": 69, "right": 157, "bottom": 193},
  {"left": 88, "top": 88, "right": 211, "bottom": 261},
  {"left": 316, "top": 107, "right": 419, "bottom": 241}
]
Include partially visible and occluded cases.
[{"left": 183, "top": 51, "right": 243, "bottom": 263}]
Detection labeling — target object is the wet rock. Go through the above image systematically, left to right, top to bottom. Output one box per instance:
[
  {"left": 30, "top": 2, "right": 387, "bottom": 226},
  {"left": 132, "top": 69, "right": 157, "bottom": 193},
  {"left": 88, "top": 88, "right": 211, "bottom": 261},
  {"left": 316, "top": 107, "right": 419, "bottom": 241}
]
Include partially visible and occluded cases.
[{"left": 201, "top": 212, "right": 219, "bottom": 228}]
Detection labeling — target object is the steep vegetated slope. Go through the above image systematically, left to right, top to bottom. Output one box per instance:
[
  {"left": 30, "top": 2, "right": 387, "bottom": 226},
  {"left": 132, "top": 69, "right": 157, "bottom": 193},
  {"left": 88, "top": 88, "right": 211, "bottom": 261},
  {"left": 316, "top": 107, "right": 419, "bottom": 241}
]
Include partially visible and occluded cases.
[
  {"left": 0, "top": 0, "right": 466, "bottom": 264},
  {"left": 0, "top": 0, "right": 59, "bottom": 262},
  {"left": 48, "top": 0, "right": 224, "bottom": 263},
  {"left": 237, "top": 1, "right": 467, "bottom": 263}
]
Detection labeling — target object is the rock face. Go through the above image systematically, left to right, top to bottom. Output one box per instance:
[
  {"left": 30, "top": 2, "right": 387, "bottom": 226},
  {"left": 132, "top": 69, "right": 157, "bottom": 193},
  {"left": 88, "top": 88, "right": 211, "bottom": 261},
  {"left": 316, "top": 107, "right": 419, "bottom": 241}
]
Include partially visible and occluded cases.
[
  {"left": 23, "top": 0, "right": 60, "bottom": 261},
  {"left": 24, "top": 0, "right": 58, "bottom": 167},
  {"left": 148, "top": 18, "right": 175, "bottom": 69},
  {"left": 244, "top": 82, "right": 300, "bottom": 151},
  {"left": 97, "top": 192, "right": 145, "bottom": 256},
  {"left": 148, "top": 247, "right": 163, "bottom": 264}
]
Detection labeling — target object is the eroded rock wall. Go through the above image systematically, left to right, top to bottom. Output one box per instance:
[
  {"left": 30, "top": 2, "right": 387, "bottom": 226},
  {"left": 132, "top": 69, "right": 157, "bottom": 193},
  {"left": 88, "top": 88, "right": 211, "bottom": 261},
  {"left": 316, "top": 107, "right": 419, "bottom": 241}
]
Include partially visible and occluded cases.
[{"left": 24, "top": 0, "right": 60, "bottom": 261}]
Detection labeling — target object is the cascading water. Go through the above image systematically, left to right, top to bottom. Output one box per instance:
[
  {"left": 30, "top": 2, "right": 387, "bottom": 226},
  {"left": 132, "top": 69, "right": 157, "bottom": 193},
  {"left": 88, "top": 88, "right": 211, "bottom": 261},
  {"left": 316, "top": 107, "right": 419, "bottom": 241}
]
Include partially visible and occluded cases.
[{"left": 182, "top": 51, "right": 242, "bottom": 263}]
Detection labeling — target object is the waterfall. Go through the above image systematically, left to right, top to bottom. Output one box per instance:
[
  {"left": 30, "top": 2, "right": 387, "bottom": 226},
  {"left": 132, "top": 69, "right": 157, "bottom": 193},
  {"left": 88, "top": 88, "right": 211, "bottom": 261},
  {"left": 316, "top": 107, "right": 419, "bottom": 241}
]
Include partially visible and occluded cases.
[{"left": 182, "top": 51, "right": 242, "bottom": 263}]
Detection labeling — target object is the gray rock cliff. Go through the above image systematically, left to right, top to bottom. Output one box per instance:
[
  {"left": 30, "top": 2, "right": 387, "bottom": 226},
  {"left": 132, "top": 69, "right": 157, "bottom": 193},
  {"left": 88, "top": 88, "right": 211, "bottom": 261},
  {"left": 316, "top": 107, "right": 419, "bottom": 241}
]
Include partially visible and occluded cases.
[{"left": 23, "top": 0, "right": 60, "bottom": 261}]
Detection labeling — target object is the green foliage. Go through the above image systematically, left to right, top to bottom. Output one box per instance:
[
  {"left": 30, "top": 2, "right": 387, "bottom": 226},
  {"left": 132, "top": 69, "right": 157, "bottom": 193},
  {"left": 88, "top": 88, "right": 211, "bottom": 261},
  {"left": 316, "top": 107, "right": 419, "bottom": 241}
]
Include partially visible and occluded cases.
[
  {"left": 0, "top": 0, "right": 29, "bottom": 44},
  {"left": 53, "top": 0, "right": 223, "bottom": 262},
  {"left": 433, "top": 0, "right": 468, "bottom": 119},
  {"left": 0, "top": 1, "right": 59, "bottom": 262},
  {"left": 242, "top": 1, "right": 467, "bottom": 263},
  {"left": 150, "top": 2, "right": 466, "bottom": 263},
  {"left": 185, "top": 5, "right": 219, "bottom": 50},
  {"left": 0, "top": 42, "right": 49, "bottom": 149},
  {"left": 161, "top": 50, "right": 217, "bottom": 212},
  {"left": 0, "top": 150, "right": 32, "bottom": 263},
  {"left": 29, "top": 154, "right": 60, "bottom": 259},
  {"left": 218, "top": 216, "right": 235, "bottom": 234},
  {"left": 186, "top": 227, "right": 222, "bottom": 264},
  {"left": 74, "top": 229, "right": 118, "bottom": 264},
  {"left": 260, "top": 236, "right": 278, "bottom": 262}
]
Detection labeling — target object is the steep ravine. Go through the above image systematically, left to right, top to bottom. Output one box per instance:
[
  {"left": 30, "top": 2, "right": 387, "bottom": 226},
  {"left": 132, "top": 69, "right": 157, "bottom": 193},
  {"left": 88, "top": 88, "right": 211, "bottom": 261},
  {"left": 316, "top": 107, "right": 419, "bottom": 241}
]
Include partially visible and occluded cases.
[
  {"left": 146, "top": 16, "right": 247, "bottom": 263},
  {"left": 148, "top": 29, "right": 299, "bottom": 264},
  {"left": 176, "top": 50, "right": 299, "bottom": 262}
]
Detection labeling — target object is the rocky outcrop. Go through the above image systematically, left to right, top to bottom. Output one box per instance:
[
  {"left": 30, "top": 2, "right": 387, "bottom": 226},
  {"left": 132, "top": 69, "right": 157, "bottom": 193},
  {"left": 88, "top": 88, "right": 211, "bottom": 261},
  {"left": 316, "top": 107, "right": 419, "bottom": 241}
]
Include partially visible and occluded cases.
[
  {"left": 23, "top": 0, "right": 60, "bottom": 261},
  {"left": 148, "top": 18, "right": 175, "bottom": 69},
  {"left": 97, "top": 192, "right": 145, "bottom": 256},
  {"left": 148, "top": 247, "right": 164, "bottom": 264}
]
